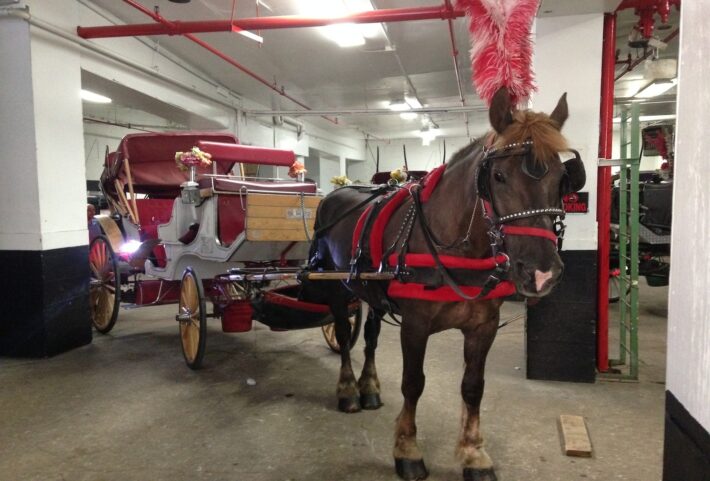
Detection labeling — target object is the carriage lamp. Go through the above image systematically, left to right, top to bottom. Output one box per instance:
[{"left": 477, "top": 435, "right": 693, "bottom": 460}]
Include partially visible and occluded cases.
[
  {"left": 175, "top": 148, "right": 211, "bottom": 204},
  {"left": 180, "top": 168, "right": 201, "bottom": 205},
  {"left": 115, "top": 239, "right": 143, "bottom": 262},
  {"left": 118, "top": 239, "right": 142, "bottom": 256}
]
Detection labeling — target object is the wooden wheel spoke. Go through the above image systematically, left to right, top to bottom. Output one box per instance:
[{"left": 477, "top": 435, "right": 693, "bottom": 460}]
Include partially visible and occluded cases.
[
  {"left": 88, "top": 236, "right": 120, "bottom": 334},
  {"left": 178, "top": 269, "right": 206, "bottom": 369}
]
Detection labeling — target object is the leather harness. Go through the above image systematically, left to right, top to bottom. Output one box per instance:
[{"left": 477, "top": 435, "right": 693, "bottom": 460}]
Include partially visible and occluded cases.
[{"left": 344, "top": 138, "right": 568, "bottom": 302}]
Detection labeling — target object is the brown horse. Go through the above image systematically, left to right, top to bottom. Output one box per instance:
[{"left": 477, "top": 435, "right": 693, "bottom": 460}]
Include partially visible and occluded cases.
[{"left": 303, "top": 87, "right": 585, "bottom": 481}]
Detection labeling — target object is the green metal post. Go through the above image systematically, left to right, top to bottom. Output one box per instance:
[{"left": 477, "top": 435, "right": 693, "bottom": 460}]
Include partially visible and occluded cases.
[
  {"left": 628, "top": 103, "right": 640, "bottom": 379},
  {"left": 620, "top": 106, "right": 629, "bottom": 160},
  {"left": 618, "top": 158, "right": 628, "bottom": 365}
]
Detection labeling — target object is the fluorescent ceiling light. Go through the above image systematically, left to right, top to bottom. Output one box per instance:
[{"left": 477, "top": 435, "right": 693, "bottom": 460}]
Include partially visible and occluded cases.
[
  {"left": 256, "top": 0, "right": 273, "bottom": 12},
  {"left": 300, "top": 0, "right": 382, "bottom": 48},
  {"left": 320, "top": 24, "right": 366, "bottom": 48},
  {"left": 232, "top": 26, "right": 264, "bottom": 43},
  {"left": 634, "top": 78, "right": 677, "bottom": 98},
  {"left": 81, "top": 89, "right": 112, "bottom": 103},
  {"left": 405, "top": 96, "right": 423, "bottom": 109},
  {"left": 388, "top": 99, "right": 410, "bottom": 111},
  {"left": 400, "top": 112, "right": 418, "bottom": 120},
  {"left": 613, "top": 114, "right": 676, "bottom": 123},
  {"left": 418, "top": 125, "right": 440, "bottom": 145}
]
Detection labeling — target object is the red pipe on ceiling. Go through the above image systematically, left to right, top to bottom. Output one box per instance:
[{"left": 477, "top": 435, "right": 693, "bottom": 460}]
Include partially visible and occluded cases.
[
  {"left": 118, "top": 0, "right": 338, "bottom": 124},
  {"left": 444, "top": 0, "right": 466, "bottom": 107},
  {"left": 77, "top": 5, "right": 465, "bottom": 39},
  {"left": 596, "top": 13, "right": 617, "bottom": 374}
]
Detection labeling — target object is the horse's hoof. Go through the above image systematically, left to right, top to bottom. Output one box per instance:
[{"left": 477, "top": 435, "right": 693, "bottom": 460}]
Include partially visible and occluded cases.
[
  {"left": 360, "top": 392, "right": 383, "bottom": 410},
  {"left": 338, "top": 396, "right": 361, "bottom": 413},
  {"left": 395, "top": 458, "right": 428, "bottom": 480},
  {"left": 463, "top": 467, "right": 497, "bottom": 481}
]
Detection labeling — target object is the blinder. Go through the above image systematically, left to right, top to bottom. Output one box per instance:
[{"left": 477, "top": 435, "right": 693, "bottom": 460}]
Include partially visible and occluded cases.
[{"left": 560, "top": 149, "right": 586, "bottom": 195}]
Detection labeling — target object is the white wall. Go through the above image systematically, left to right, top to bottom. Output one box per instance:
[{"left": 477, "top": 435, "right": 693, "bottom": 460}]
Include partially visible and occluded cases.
[
  {"left": 666, "top": 0, "right": 710, "bottom": 431},
  {"left": 534, "top": 14, "right": 604, "bottom": 251}
]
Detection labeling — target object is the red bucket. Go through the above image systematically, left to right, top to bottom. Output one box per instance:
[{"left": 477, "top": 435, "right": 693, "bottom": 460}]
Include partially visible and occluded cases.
[{"left": 221, "top": 300, "right": 253, "bottom": 333}]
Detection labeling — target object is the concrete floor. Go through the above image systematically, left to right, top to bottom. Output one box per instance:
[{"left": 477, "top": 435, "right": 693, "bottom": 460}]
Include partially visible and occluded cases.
[{"left": 0, "top": 281, "right": 667, "bottom": 481}]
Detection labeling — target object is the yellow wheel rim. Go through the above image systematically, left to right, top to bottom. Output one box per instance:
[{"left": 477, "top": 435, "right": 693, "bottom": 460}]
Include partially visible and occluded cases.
[
  {"left": 89, "top": 238, "right": 118, "bottom": 331},
  {"left": 179, "top": 273, "right": 201, "bottom": 362}
]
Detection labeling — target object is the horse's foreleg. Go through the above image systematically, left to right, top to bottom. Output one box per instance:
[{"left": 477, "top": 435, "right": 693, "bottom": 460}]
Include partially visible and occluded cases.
[
  {"left": 333, "top": 298, "right": 360, "bottom": 413},
  {"left": 357, "top": 307, "right": 383, "bottom": 410},
  {"left": 457, "top": 314, "right": 499, "bottom": 481},
  {"left": 393, "top": 322, "right": 429, "bottom": 480}
]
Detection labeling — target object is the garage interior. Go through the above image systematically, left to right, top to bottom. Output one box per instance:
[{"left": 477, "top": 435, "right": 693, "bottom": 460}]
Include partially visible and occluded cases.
[{"left": 0, "top": 1, "right": 707, "bottom": 481}]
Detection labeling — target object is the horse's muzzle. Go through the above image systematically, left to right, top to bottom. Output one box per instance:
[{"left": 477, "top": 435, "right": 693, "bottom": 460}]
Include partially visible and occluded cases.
[{"left": 513, "top": 261, "right": 563, "bottom": 297}]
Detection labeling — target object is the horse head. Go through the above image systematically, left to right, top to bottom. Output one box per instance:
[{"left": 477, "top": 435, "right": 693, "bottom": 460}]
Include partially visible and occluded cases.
[{"left": 480, "top": 87, "right": 586, "bottom": 297}]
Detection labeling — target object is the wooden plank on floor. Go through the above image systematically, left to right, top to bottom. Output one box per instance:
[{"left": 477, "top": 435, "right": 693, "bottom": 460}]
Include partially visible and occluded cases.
[{"left": 559, "top": 415, "right": 593, "bottom": 457}]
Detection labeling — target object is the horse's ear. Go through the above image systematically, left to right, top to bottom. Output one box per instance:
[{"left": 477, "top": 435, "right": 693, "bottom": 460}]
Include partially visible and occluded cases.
[
  {"left": 489, "top": 87, "right": 514, "bottom": 134},
  {"left": 550, "top": 92, "right": 568, "bottom": 129}
]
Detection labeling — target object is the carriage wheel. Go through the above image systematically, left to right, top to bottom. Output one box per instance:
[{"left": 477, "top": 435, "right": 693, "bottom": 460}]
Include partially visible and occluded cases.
[
  {"left": 89, "top": 235, "right": 120, "bottom": 334},
  {"left": 177, "top": 267, "right": 207, "bottom": 370},
  {"left": 608, "top": 274, "right": 621, "bottom": 303},
  {"left": 321, "top": 302, "right": 363, "bottom": 354}
]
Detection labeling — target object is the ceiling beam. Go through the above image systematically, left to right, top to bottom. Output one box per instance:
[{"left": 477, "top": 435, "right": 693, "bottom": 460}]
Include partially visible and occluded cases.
[{"left": 244, "top": 106, "right": 487, "bottom": 117}]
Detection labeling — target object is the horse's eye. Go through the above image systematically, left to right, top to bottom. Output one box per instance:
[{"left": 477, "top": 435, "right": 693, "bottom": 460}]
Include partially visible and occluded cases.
[{"left": 493, "top": 171, "right": 505, "bottom": 183}]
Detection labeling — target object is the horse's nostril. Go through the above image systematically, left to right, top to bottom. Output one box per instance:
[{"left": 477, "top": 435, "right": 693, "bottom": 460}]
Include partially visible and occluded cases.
[{"left": 534, "top": 270, "right": 554, "bottom": 292}]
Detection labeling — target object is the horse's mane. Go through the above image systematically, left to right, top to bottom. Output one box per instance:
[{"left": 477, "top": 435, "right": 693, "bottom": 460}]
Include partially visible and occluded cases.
[
  {"left": 444, "top": 110, "right": 567, "bottom": 169},
  {"left": 495, "top": 111, "right": 568, "bottom": 165},
  {"left": 447, "top": 139, "right": 483, "bottom": 166}
]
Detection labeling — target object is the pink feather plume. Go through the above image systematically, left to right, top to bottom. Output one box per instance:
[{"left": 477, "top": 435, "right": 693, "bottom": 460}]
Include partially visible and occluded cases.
[{"left": 456, "top": 0, "right": 539, "bottom": 108}]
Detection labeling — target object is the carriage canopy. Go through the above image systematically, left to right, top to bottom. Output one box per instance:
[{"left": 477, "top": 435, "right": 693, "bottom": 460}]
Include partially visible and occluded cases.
[{"left": 101, "top": 132, "right": 239, "bottom": 199}]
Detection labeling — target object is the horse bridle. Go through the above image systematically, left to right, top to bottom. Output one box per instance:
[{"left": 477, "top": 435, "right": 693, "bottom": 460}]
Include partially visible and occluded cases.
[{"left": 477, "top": 140, "right": 577, "bottom": 256}]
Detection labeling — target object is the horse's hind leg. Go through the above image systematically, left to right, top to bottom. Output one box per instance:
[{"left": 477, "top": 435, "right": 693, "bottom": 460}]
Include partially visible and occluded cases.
[
  {"left": 332, "top": 289, "right": 361, "bottom": 413},
  {"left": 358, "top": 307, "right": 383, "bottom": 410},
  {"left": 457, "top": 308, "right": 499, "bottom": 481},
  {"left": 393, "top": 321, "right": 429, "bottom": 480}
]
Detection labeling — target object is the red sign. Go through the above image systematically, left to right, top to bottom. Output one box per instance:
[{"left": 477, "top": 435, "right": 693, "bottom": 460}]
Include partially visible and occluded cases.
[{"left": 563, "top": 192, "right": 589, "bottom": 213}]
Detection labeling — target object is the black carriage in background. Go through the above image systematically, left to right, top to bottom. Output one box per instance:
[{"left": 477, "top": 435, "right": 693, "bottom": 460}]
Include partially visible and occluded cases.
[{"left": 609, "top": 125, "right": 673, "bottom": 296}]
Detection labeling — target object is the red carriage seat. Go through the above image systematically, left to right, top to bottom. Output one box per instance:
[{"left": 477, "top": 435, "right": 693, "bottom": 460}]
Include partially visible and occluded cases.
[{"left": 134, "top": 198, "right": 174, "bottom": 267}]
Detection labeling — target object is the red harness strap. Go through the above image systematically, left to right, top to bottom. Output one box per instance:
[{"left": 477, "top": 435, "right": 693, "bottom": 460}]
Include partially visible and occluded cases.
[
  {"left": 351, "top": 164, "right": 447, "bottom": 267},
  {"left": 501, "top": 225, "right": 558, "bottom": 244},
  {"left": 386, "top": 252, "right": 516, "bottom": 301},
  {"left": 388, "top": 253, "right": 510, "bottom": 270},
  {"left": 388, "top": 279, "right": 516, "bottom": 302}
]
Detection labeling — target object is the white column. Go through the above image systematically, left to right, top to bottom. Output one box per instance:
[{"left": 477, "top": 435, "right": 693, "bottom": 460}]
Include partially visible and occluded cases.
[
  {"left": 0, "top": 1, "right": 91, "bottom": 357},
  {"left": 666, "top": 1, "right": 710, "bottom": 431}
]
